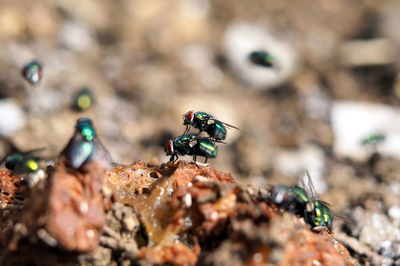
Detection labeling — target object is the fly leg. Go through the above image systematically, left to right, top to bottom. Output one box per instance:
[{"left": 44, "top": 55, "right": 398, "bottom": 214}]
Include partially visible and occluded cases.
[
  {"left": 183, "top": 125, "right": 191, "bottom": 134},
  {"left": 195, "top": 130, "right": 204, "bottom": 138},
  {"left": 170, "top": 154, "right": 178, "bottom": 163},
  {"left": 192, "top": 154, "right": 201, "bottom": 168}
]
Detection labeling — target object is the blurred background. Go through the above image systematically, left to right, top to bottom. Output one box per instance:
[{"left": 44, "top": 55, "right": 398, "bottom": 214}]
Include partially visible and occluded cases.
[{"left": 1, "top": 0, "right": 400, "bottom": 216}]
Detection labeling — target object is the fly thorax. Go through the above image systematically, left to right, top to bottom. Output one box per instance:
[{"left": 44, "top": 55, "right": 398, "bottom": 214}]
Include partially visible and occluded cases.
[{"left": 81, "top": 127, "right": 95, "bottom": 141}]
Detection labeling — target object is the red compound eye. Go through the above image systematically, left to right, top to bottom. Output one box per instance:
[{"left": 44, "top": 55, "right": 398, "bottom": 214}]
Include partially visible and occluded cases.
[
  {"left": 188, "top": 111, "right": 194, "bottom": 122},
  {"left": 168, "top": 140, "right": 174, "bottom": 153}
]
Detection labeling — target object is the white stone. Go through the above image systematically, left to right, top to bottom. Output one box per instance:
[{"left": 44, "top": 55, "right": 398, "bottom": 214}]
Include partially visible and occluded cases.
[
  {"left": 59, "top": 21, "right": 97, "bottom": 52},
  {"left": 224, "top": 22, "right": 299, "bottom": 89},
  {"left": 0, "top": 99, "right": 26, "bottom": 137},
  {"left": 331, "top": 101, "right": 400, "bottom": 162},
  {"left": 389, "top": 206, "right": 400, "bottom": 221}
]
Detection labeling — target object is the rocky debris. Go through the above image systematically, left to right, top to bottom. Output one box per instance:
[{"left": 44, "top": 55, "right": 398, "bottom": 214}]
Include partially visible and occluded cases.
[
  {"left": 0, "top": 156, "right": 357, "bottom": 265},
  {"left": 44, "top": 156, "right": 107, "bottom": 251},
  {"left": 0, "top": 157, "right": 109, "bottom": 264},
  {"left": 100, "top": 160, "right": 354, "bottom": 265},
  {"left": 105, "top": 161, "right": 163, "bottom": 204},
  {"left": 105, "top": 161, "right": 235, "bottom": 205},
  {"left": 124, "top": 161, "right": 236, "bottom": 248},
  {"left": 0, "top": 170, "right": 29, "bottom": 214},
  {"left": 0, "top": 170, "right": 30, "bottom": 249},
  {"left": 340, "top": 196, "right": 400, "bottom": 265},
  {"left": 79, "top": 202, "right": 140, "bottom": 266},
  {"left": 280, "top": 229, "right": 356, "bottom": 266},
  {"left": 335, "top": 232, "right": 384, "bottom": 266},
  {"left": 140, "top": 242, "right": 200, "bottom": 266}
]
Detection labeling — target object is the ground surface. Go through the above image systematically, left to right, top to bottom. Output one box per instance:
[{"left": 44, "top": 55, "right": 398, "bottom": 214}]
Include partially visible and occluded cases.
[{"left": 0, "top": 0, "right": 400, "bottom": 265}]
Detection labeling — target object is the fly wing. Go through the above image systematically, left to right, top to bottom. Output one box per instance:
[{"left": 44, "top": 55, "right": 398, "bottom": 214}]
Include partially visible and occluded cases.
[
  {"left": 210, "top": 119, "right": 241, "bottom": 130},
  {"left": 221, "top": 121, "right": 241, "bottom": 130},
  {"left": 62, "top": 137, "right": 93, "bottom": 169},
  {"left": 92, "top": 139, "right": 113, "bottom": 170},
  {"left": 298, "top": 170, "right": 318, "bottom": 212},
  {"left": 305, "top": 170, "right": 318, "bottom": 202},
  {"left": 298, "top": 173, "right": 309, "bottom": 197},
  {"left": 318, "top": 200, "right": 345, "bottom": 220},
  {"left": 318, "top": 200, "right": 331, "bottom": 207}
]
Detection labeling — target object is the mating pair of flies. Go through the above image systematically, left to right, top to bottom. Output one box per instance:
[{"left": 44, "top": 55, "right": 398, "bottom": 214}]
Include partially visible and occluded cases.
[{"left": 165, "top": 111, "right": 239, "bottom": 163}]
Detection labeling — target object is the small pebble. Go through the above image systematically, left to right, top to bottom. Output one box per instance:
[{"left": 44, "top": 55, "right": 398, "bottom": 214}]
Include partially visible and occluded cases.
[
  {"left": 59, "top": 21, "right": 97, "bottom": 52},
  {"left": 388, "top": 206, "right": 400, "bottom": 221},
  {"left": 122, "top": 216, "right": 137, "bottom": 232},
  {"left": 37, "top": 229, "right": 58, "bottom": 247}
]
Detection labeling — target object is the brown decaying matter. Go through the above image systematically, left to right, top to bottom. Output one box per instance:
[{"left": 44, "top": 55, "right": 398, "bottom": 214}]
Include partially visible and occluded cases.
[
  {"left": 0, "top": 152, "right": 110, "bottom": 264},
  {"left": 45, "top": 155, "right": 106, "bottom": 251},
  {"left": 0, "top": 159, "right": 356, "bottom": 265},
  {"left": 104, "top": 160, "right": 355, "bottom": 266},
  {"left": 0, "top": 170, "right": 30, "bottom": 214}
]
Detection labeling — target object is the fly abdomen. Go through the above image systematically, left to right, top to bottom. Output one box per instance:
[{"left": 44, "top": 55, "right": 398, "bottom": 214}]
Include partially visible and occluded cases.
[
  {"left": 206, "top": 122, "right": 227, "bottom": 141},
  {"left": 192, "top": 139, "right": 218, "bottom": 159}
]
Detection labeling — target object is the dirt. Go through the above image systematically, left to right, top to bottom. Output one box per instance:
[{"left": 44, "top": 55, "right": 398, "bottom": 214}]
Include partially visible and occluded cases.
[{"left": 1, "top": 0, "right": 400, "bottom": 265}]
